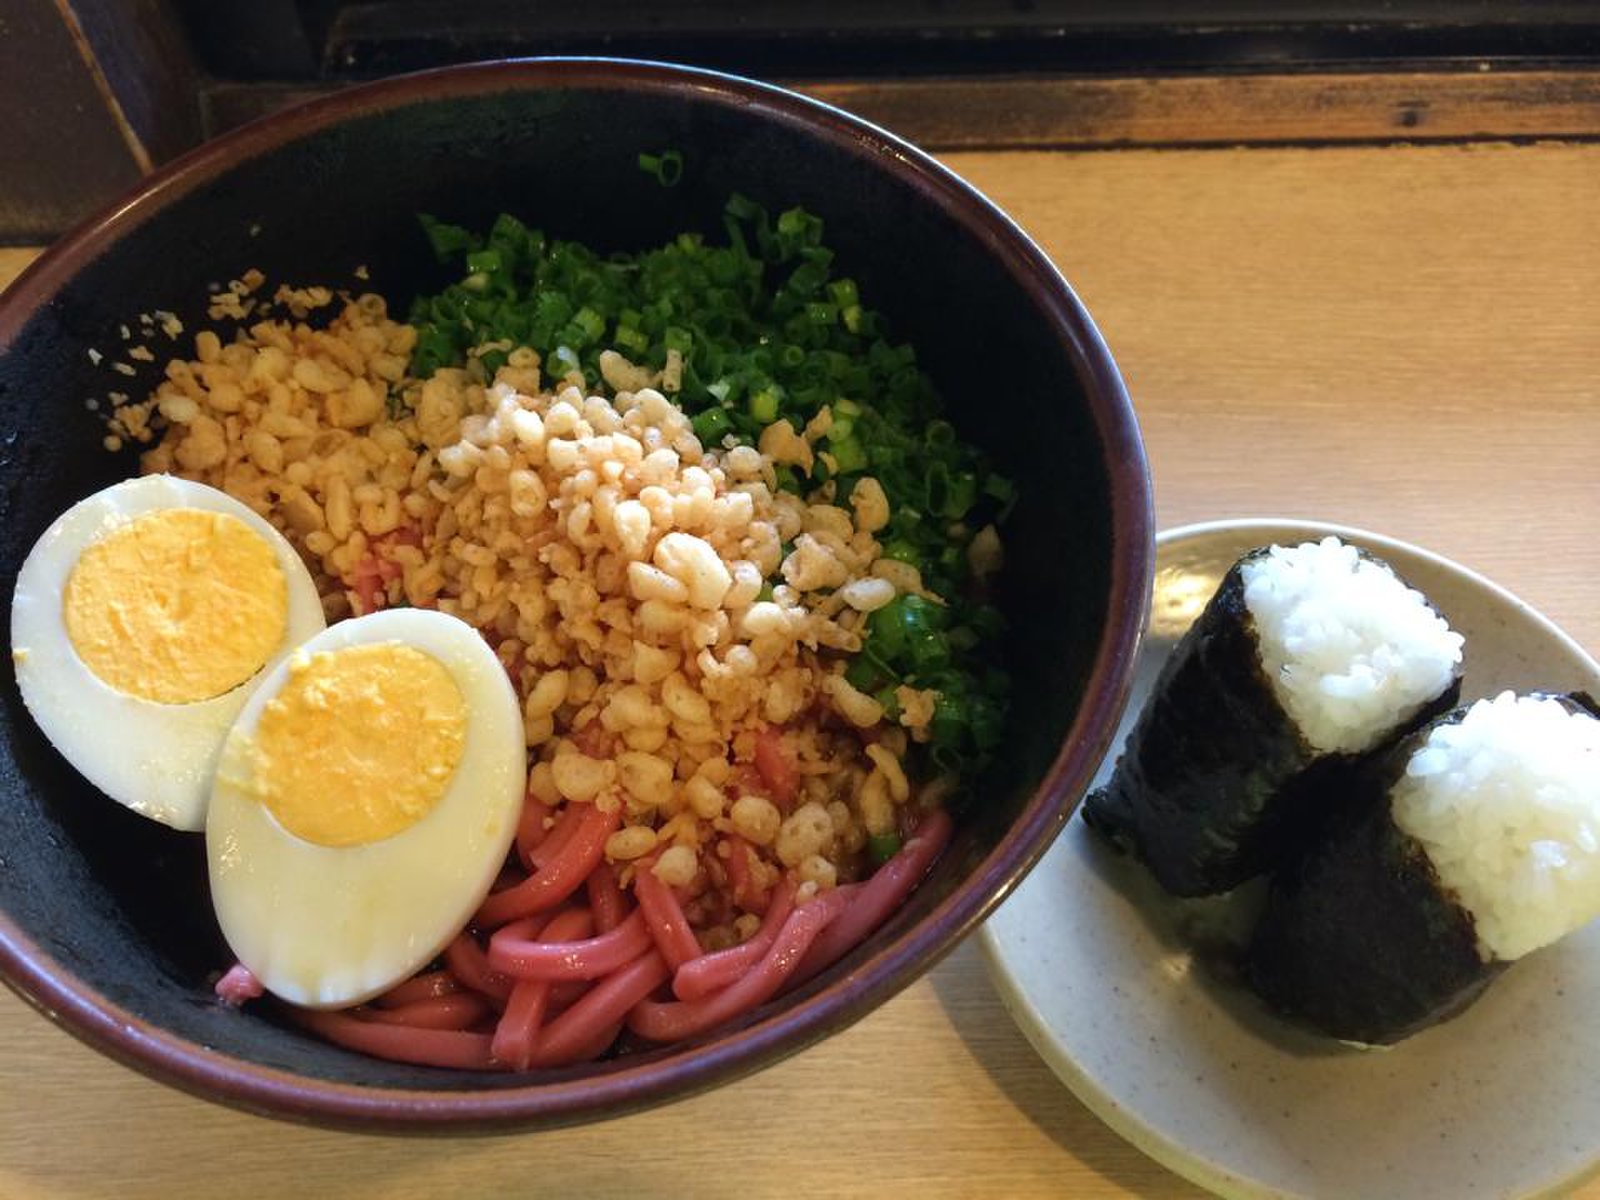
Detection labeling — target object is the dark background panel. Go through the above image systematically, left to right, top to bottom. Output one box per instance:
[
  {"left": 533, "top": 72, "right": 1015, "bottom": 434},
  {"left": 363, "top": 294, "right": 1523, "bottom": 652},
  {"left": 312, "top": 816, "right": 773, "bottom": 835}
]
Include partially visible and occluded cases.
[
  {"left": 0, "top": 0, "right": 146, "bottom": 243},
  {"left": 5, "top": 0, "right": 1600, "bottom": 241},
  {"left": 219, "top": 1, "right": 1600, "bottom": 79}
]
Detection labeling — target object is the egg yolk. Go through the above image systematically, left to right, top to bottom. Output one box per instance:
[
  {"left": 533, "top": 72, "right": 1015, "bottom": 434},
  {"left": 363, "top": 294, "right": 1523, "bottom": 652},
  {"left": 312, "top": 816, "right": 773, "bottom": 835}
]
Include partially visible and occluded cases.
[
  {"left": 63, "top": 508, "right": 289, "bottom": 704},
  {"left": 247, "top": 643, "right": 467, "bottom": 847}
]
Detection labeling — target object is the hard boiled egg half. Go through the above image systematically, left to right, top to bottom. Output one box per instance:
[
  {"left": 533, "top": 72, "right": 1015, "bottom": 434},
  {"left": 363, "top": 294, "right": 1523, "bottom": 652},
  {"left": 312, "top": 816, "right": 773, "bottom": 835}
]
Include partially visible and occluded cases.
[
  {"left": 10, "top": 475, "right": 326, "bottom": 830},
  {"left": 206, "top": 608, "right": 525, "bottom": 1008}
]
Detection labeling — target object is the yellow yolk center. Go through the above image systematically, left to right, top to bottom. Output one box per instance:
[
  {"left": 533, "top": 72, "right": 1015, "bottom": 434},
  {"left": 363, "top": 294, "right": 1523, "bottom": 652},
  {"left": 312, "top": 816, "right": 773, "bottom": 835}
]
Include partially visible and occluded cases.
[
  {"left": 64, "top": 508, "right": 289, "bottom": 704},
  {"left": 249, "top": 643, "right": 467, "bottom": 847}
]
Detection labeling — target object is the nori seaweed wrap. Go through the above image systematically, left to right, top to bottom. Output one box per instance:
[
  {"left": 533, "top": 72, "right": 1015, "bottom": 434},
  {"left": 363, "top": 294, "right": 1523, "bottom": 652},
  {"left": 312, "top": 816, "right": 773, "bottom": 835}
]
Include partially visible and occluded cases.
[
  {"left": 1084, "top": 540, "right": 1462, "bottom": 896},
  {"left": 1246, "top": 692, "right": 1600, "bottom": 1045},
  {"left": 1244, "top": 747, "right": 1501, "bottom": 1045}
]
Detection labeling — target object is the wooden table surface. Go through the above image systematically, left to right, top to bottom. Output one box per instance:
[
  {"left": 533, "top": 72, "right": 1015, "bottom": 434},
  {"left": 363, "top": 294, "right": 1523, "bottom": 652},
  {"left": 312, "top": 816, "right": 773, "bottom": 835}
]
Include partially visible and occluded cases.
[{"left": 2, "top": 137, "right": 1597, "bottom": 1199}]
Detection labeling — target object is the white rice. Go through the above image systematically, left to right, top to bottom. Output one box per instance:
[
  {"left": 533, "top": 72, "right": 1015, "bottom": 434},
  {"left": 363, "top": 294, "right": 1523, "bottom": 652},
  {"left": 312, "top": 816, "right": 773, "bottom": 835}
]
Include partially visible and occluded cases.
[
  {"left": 1241, "top": 537, "right": 1463, "bottom": 755},
  {"left": 1392, "top": 691, "right": 1600, "bottom": 962}
]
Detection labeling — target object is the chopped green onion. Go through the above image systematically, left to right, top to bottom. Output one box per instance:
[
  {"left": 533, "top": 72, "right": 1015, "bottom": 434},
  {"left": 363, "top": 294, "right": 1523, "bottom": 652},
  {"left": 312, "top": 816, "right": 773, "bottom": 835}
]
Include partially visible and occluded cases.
[
  {"left": 638, "top": 150, "right": 685, "bottom": 187},
  {"left": 419, "top": 214, "right": 478, "bottom": 261},
  {"left": 573, "top": 306, "right": 605, "bottom": 342},
  {"left": 613, "top": 324, "right": 650, "bottom": 355},
  {"left": 411, "top": 326, "right": 458, "bottom": 377},
  {"left": 548, "top": 345, "right": 581, "bottom": 379},
  {"left": 748, "top": 386, "right": 781, "bottom": 424},
  {"left": 692, "top": 406, "right": 733, "bottom": 444},
  {"left": 828, "top": 436, "right": 867, "bottom": 474},
  {"left": 925, "top": 461, "right": 951, "bottom": 516},
  {"left": 944, "top": 471, "right": 979, "bottom": 519},
  {"left": 983, "top": 475, "right": 1016, "bottom": 504},
  {"left": 880, "top": 539, "right": 920, "bottom": 567},
  {"left": 865, "top": 597, "right": 910, "bottom": 659},
  {"left": 971, "top": 605, "right": 1005, "bottom": 638},
  {"left": 948, "top": 625, "right": 979, "bottom": 651},
  {"left": 908, "top": 629, "right": 951, "bottom": 674},
  {"left": 845, "top": 656, "right": 887, "bottom": 693},
  {"left": 874, "top": 686, "right": 902, "bottom": 721},
  {"left": 930, "top": 691, "right": 972, "bottom": 749},
  {"left": 970, "top": 695, "right": 1005, "bottom": 751},
  {"left": 868, "top": 832, "right": 902, "bottom": 864}
]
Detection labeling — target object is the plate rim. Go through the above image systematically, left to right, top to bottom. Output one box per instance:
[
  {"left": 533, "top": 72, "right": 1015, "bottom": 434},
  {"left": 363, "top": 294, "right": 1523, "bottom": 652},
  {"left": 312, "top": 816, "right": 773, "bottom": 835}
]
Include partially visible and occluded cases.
[{"left": 979, "top": 516, "right": 1600, "bottom": 1200}]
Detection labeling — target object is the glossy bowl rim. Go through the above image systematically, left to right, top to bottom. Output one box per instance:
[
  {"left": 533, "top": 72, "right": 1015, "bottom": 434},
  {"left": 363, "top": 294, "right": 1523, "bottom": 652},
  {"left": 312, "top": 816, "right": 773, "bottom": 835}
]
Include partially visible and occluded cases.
[{"left": 0, "top": 56, "right": 1154, "bottom": 1131}]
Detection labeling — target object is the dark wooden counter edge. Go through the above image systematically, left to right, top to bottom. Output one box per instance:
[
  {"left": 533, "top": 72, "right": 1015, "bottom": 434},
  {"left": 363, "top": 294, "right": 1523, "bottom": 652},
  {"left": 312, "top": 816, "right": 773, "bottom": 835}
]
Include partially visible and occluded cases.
[
  {"left": 203, "top": 67, "right": 1600, "bottom": 152},
  {"left": 810, "top": 67, "right": 1600, "bottom": 149}
]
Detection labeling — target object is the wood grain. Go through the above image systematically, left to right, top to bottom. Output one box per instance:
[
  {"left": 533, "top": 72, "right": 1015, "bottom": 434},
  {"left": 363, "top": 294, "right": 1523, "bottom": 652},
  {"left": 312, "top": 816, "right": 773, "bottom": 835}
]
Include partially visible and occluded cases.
[
  {"left": 808, "top": 68, "right": 1600, "bottom": 150},
  {"left": 205, "top": 69, "right": 1600, "bottom": 153},
  {"left": 1, "top": 137, "right": 1597, "bottom": 1200}
]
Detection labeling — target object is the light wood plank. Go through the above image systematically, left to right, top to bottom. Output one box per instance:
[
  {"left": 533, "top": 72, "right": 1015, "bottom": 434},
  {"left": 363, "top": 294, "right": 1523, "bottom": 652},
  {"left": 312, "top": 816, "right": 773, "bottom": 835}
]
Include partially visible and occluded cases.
[
  {"left": 808, "top": 68, "right": 1600, "bottom": 150},
  {"left": 946, "top": 141, "right": 1600, "bottom": 645},
  {"left": 0, "top": 249, "right": 40, "bottom": 290}
]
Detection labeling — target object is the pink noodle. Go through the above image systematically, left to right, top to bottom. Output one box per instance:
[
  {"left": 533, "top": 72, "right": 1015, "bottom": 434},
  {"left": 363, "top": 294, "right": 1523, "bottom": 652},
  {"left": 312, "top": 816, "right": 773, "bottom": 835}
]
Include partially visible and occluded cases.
[
  {"left": 515, "top": 798, "right": 554, "bottom": 870},
  {"left": 528, "top": 799, "right": 587, "bottom": 871},
  {"left": 476, "top": 802, "right": 620, "bottom": 927},
  {"left": 286, "top": 806, "right": 955, "bottom": 1069},
  {"left": 790, "top": 809, "right": 953, "bottom": 989},
  {"left": 633, "top": 860, "right": 703, "bottom": 969},
  {"left": 586, "top": 862, "right": 627, "bottom": 933},
  {"left": 672, "top": 878, "right": 797, "bottom": 1002},
  {"left": 627, "top": 897, "right": 837, "bottom": 1043},
  {"left": 489, "top": 907, "right": 592, "bottom": 1068},
  {"left": 488, "top": 910, "right": 660, "bottom": 982},
  {"left": 443, "top": 933, "right": 514, "bottom": 1006},
  {"left": 528, "top": 950, "right": 670, "bottom": 1069},
  {"left": 215, "top": 963, "right": 264, "bottom": 1006},
  {"left": 374, "top": 970, "right": 462, "bottom": 1009},
  {"left": 545, "top": 979, "right": 590, "bottom": 1017},
  {"left": 491, "top": 980, "right": 551, "bottom": 1071},
  {"left": 361, "top": 993, "right": 492, "bottom": 1031},
  {"left": 296, "top": 1009, "right": 497, "bottom": 1071},
  {"left": 552, "top": 1018, "right": 624, "bottom": 1065}
]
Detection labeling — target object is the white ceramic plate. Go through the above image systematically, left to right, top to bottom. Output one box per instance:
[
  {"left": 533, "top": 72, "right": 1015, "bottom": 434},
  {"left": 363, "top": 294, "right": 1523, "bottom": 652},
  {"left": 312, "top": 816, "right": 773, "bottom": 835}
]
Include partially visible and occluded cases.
[{"left": 981, "top": 519, "right": 1600, "bottom": 1200}]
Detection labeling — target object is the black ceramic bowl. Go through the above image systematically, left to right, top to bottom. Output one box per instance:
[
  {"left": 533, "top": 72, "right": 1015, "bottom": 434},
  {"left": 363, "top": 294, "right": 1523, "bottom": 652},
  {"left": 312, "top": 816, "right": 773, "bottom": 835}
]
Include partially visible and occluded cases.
[{"left": 0, "top": 59, "right": 1151, "bottom": 1130}]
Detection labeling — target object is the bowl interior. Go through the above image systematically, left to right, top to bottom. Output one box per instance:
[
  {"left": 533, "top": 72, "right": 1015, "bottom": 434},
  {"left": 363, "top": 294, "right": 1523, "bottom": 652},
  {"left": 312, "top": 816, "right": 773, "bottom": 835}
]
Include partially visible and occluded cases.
[{"left": 0, "top": 62, "right": 1141, "bottom": 1120}]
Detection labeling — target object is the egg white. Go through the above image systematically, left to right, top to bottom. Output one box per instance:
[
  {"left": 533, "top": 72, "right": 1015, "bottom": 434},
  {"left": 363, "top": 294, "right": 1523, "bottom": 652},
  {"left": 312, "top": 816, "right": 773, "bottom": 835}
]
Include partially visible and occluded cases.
[
  {"left": 9, "top": 474, "right": 326, "bottom": 831},
  {"left": 206, "top": 608, "right": 526, "bottom": 1009}
]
